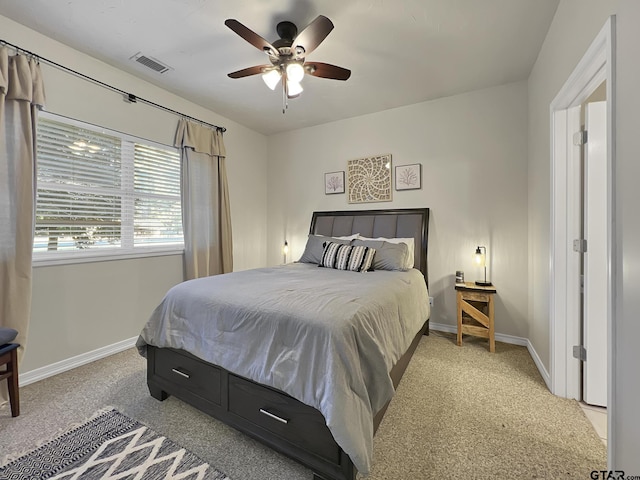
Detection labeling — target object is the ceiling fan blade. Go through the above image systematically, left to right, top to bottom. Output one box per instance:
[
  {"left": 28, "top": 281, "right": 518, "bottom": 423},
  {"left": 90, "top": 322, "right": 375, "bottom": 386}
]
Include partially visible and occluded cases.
[
  {"left": 291, "top": 15, "right": 334, "bottom": 57},
  {"left": 225, "top": 19, "right": 279, "bottom": 57},
  {"left": 305, "top": 62, "right": 351, "bottom": 81},
  {"left": 228, "top": 65, "right": 271, "bottom": 79}
]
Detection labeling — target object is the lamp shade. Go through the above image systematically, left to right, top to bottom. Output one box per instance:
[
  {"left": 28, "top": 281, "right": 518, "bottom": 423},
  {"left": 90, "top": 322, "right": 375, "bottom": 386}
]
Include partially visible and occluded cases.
[
  {"left": 286, "top": 62, "right": 305, "bottom": 83},
  {"left": 262, "top": 69, "right": 281, "bottom": 90},
  {"left": 287, "top": 80, "right": 303, "bottom": 97},
  {"left": 473, "top": 246, "right": 492, "bottom": 286}
]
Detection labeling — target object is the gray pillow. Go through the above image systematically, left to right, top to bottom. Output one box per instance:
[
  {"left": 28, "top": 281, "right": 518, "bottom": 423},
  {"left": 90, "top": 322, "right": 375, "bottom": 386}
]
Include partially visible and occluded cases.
[
  {"left": 298, "top": 235, "right": 351, "bottom": 264},
  {"left": 352, "top": 239, "right": 409, "bottom": 271},
  {"left": 0, "top": 327, "right": 18, "bottom": 345}
]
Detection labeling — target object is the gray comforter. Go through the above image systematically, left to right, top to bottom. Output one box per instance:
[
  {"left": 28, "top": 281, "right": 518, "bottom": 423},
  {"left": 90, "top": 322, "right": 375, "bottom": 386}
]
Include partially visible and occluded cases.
[{"left": 136, "top": 262, "right": 429, "bottom": 474}]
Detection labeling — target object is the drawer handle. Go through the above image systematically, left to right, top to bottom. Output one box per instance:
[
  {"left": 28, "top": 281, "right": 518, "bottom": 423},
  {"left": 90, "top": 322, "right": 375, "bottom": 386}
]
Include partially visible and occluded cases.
[
  {"left": 171, "top": 368, "right": 190, "bottom": 379},
  {"left": 259, "top": 408, "right": 289, "bottom": 424}
]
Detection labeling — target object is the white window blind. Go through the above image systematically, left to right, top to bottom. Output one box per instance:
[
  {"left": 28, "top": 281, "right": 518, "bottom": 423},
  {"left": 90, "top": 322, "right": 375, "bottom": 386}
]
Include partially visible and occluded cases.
[{"left": 34, "top": 113, "right": 183, "bottom": 258}]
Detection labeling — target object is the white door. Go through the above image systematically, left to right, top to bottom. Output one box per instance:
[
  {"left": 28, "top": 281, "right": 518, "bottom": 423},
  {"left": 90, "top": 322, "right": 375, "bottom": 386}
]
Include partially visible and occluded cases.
[{"left": 583, "top": 101, "right": 608, "bottom": 407}]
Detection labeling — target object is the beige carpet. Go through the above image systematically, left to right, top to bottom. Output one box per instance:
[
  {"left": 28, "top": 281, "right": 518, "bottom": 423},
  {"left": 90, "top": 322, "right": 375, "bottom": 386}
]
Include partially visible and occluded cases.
[
  {"left": 0, "top": 332, "right": 605, "bottom": 480},
  {"left": 366, "top": 332, "right": 606, "bottom": 479}
]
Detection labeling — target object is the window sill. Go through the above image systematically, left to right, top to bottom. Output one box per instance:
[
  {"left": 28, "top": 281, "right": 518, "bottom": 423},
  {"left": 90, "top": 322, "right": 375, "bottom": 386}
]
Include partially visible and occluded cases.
[{"left": 32, "top": 247, "right": 184, "bottom": 267}]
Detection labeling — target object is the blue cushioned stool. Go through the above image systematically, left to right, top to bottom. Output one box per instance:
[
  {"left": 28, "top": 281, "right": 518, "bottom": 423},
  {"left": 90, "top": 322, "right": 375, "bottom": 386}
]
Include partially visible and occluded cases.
[{"left": 0, "top": 343, "right": 20, "bottom": 417}]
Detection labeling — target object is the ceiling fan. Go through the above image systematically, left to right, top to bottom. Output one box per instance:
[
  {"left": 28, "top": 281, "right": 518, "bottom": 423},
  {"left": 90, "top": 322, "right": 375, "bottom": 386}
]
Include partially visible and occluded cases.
[{"left": 225, "top": 15, "right": 351, "bottom": 113}]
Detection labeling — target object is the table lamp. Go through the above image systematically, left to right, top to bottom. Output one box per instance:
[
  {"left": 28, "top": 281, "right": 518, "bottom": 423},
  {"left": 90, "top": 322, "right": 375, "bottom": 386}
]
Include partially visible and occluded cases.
[{"left": 474, "top": 246, "right": 492, "bottom": 286}]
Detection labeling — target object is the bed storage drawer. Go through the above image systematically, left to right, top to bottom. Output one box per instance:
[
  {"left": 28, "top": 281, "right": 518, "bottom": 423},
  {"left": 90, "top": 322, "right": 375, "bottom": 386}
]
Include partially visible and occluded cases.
[
  {"left": 153, "top": 348, "right": 221, "bottom": 405},
  {"left": 228, "top": 374, "right": 340, "bottom": 464}
]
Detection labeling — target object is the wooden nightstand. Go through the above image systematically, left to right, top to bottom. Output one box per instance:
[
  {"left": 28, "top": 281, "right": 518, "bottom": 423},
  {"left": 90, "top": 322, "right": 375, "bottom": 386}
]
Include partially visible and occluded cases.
[{"left": 455, "top": 282, "right": 497, "bottom": 353}]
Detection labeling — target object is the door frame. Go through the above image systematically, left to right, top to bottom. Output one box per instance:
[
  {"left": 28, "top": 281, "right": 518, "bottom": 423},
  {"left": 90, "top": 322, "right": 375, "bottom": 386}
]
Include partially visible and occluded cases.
[{"left": 549, "top": 14, "right": 615, "bottom": 457}]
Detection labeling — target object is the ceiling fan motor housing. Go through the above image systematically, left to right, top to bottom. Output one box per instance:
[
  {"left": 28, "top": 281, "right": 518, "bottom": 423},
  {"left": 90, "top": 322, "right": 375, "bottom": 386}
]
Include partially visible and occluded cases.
[{"left": 276, "top": 21, "right": 298, "bottom": 41}]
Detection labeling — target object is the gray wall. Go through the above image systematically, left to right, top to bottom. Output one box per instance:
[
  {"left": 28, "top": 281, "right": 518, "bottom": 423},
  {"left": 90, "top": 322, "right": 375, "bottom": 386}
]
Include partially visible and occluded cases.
[
  {"left": 613, "top": 0, "right": 640, "bottom": 471},
  {"left": 267, "top": 81, "right": 530, "bottom": 339},
  {"left": 28, "top": 256, "right": 182, "bottom": 371}
]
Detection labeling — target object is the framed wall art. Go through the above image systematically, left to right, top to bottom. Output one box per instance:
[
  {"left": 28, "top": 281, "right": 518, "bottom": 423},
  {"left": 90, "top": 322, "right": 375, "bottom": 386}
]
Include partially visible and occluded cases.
[
  {"left": 347, "top": 154, "right": 392, "bottom": 203},
  {"left": 395, "top": 163, "right": 422, "bottom": 190},
  {"left": 324, "top": 171, "right": 345, "bottom": 194}
]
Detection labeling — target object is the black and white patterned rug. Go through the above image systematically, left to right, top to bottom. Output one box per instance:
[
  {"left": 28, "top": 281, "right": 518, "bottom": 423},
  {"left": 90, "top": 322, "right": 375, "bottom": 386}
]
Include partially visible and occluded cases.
[{"left": 0, "top": 409, "right": 230, "bottom": 479}]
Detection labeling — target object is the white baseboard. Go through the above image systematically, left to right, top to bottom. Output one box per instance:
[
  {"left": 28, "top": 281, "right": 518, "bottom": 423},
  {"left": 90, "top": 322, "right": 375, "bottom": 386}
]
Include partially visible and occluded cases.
[
  {"left": 429, "top": 322, "right": 551, "bottom": 388},
  {"left": 429, "top": 322, "right": 458, "bottom": 335},
  {"left": 19, "top": 336, "right": 138, "bottom": 387},
  {"left": 526, "top": 339, "right": 552, "bottom": 389}
]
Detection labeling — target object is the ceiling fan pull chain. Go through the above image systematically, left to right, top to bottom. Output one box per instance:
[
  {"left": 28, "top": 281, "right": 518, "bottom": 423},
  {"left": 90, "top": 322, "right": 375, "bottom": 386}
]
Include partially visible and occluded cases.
[
  {"left": 283, "top": 76, "right": 290, "bottom": 114},
  {"left": 282, "top": 79, "right": 286, "bottom": 114}
]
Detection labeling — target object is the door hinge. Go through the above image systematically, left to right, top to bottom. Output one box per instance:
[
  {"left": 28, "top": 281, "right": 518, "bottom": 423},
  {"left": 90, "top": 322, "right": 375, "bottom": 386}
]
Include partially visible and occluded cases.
[
  {"left": 573, "top": 130, "right": 588, "bottom": 146},
  {"left": 573, "top": 238, "right": 587, "bottom": 253},
  {"left": 573, "top": 345, "right": 587, "bottom": 361}
]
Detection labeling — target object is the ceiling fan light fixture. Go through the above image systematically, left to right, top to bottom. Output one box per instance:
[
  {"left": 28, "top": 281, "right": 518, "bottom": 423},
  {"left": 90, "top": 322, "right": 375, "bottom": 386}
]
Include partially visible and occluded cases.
[
  {"left": 225, "top": 16, "right": 350, "bottom": 112},
  {"left": 286, "top": 62, "right": 305, "bottom": 83},
  {"left": 262, "top": 69, "right": 281, "bottom": 90},
  {"left": 287, "top": 79, "right": 304, "bottom": 97}
]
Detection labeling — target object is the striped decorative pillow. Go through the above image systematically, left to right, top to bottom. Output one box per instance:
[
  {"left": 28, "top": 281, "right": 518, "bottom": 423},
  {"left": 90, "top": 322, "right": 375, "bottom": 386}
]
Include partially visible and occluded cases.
[{"left": 319, "top": 242, "right": 376, "bottom": 273}]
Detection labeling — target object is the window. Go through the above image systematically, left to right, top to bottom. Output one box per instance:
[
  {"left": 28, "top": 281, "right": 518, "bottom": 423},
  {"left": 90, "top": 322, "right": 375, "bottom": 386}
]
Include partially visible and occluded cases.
[{"left": 34, "top": 112, "right": 183, "bottom": 261}]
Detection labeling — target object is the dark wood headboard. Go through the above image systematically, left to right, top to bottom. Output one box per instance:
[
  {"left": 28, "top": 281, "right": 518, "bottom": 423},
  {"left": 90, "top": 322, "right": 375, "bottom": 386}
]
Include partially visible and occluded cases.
[{"left": 309, "top": 208, "right": 430, "bottom": 285}]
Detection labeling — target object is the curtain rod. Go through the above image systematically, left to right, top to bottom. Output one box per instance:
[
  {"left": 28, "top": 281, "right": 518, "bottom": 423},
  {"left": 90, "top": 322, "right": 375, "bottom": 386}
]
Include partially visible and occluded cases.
[{"left": 0, "top": 38, "right": 227, "bottom": 133}]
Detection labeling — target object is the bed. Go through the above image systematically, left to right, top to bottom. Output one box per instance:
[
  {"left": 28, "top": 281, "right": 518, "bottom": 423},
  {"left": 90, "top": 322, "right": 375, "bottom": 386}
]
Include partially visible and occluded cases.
[{"left": 137, "top": 208, "right": 430, "bottom": 480}]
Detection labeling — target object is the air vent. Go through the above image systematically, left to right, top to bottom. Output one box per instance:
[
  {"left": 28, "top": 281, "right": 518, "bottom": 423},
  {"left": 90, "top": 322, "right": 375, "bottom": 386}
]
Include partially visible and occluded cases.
[{"left": 129, "top": 52, "right": 172, "bottom": 74}]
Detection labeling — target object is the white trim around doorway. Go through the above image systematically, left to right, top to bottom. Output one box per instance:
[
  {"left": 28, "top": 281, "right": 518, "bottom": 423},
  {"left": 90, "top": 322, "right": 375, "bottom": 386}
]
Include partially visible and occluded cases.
[{"left": 549, "top": 15, "right": 615, "bottom": 466}]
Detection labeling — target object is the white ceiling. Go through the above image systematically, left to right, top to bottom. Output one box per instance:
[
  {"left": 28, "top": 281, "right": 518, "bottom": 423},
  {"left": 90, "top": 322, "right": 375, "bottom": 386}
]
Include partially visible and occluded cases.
[{"left": 0, "top": 0, "right": 559, "bottom": 135}]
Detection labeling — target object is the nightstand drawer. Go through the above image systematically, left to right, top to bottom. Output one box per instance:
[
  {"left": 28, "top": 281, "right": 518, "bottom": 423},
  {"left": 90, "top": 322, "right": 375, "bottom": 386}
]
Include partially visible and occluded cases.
[
  {"left": 459, "top": 290, "right": 490, "bottom": 302},
  {"left": 153, "top": 348, "right": 222, "bottom": 405},
  {"left": 228, "top": 374, "right": 340, "bottom": 464}
]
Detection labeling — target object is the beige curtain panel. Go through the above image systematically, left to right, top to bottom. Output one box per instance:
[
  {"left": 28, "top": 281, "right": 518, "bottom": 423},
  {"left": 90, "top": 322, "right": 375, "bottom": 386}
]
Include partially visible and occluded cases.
[
  {"left": 0, "top": 47, "right": 46, "bottom": 405},
  {"left": 175, "top": 118, "right": 232, "bottom": 279}
]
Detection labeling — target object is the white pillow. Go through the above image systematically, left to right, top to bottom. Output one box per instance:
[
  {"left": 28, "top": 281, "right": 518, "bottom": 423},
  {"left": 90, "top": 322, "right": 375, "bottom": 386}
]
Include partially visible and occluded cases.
[
  {"left": 334, "top": 233, "right": 360, "bottom": 240},
  {"left": 357, "top": 235, "right": 415, "bottom": 269}
]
